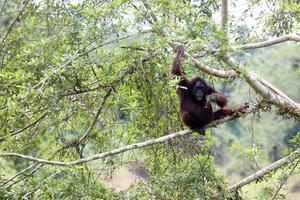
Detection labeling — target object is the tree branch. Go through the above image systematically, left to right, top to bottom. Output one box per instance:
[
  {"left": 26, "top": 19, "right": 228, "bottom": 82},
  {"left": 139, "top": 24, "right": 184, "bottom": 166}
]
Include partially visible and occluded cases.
[
  {"left": 221, "top": 0, "right": 228, "bottom": 36},
  {"left": 238, "top": 34, "right": 300, "bottom": 50},
  {"left": 169, "top": 41, "right": 239, "bottom": 79},
  {"left": 184, "top": 51, "right": 239, "bottom": 79},
  {"left": 224, "top": 56, "right": 300, "bottom": 119},
  {"left": 78, "top": 89, "right": 112, "bottom": 143},
  {"left": 0, "top": 102, "right": 264, "bottom": 166},
  {"left": 0, "top": 130, "right": 191, "bottom": 166},
  {"left": 229, "top": 149, "right": 300, "bottom": 191}
]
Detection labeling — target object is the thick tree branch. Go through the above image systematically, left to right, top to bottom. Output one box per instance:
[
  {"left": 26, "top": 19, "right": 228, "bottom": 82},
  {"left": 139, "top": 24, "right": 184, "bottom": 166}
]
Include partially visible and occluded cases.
[
  {"left": 238, "top": 34, "right": 300, "bottom": 50},
  {"left": 169, "top": 41, "right": 239, "bottom": 79},
  {"left": 184, "top": 51, "right": 239, "bottom": 79},
  {"left": 224, "top": 56, "right": 300, "bottom": 119},
  {"left": 0, "top": 103, "right": 264, "bottom": 166},
  {"left": 0, "top": 130, "right": 191, "bottom": 166},
  {"left": 229, "top": 149, "right": 300, "bottom": 191}
]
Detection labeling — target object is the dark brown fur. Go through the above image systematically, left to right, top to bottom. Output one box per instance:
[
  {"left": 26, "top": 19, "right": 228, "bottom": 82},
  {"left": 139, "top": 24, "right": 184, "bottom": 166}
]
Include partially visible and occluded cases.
[{"left": 172, "top": 47, "right": 248, "bottom": 135}]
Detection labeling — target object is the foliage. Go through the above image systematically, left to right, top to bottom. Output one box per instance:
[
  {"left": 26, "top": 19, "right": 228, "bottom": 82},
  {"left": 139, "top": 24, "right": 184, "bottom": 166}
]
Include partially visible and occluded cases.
[
  {"left": 0, "top": 0, "right": 299, "bottom": 199},
  {"left": 265, "top": 0, "right": 300, "bottom": 36},
  {"left": 128, "top": 134, "right": 230, "bottom": 200},
  {"left": 129, "top": 155, "right": 229, "bottom": 200},
  {"left": 0, "top": 169, "right": 121, "bottom": 199}
]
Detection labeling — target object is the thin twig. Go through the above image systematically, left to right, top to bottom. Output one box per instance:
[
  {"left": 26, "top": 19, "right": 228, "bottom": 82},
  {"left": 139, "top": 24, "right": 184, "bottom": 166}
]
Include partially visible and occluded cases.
[
  {"left": 0, "top": 0, "right": 30, "bottom": 48},
  {"left": 0, "top": 0, "right": 8, "bottom": 16},
  {"left": 0, "top": 112, "right": 48, "bottom": 142},
  {"left": 0, "top": 163, "right": 40, "bottom": 187},
  {"left": 5, "top": 163, "right": 43, "bottom": 188}
]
